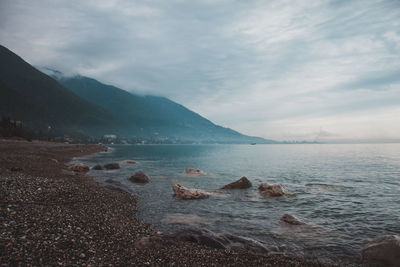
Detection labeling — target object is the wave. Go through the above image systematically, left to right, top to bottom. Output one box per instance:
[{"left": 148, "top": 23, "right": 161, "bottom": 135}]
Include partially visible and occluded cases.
[{"left": 305, "top": 183, "right": 351, "bottom": 192}]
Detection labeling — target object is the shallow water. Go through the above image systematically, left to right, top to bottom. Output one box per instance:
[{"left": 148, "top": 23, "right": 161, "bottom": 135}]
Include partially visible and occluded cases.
[{"left": 77, "top": 144, "right": 400, "bottom": 265}]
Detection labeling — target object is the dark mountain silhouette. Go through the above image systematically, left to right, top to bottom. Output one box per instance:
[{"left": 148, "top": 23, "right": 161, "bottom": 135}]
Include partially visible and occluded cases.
[{"left": 0, "top": 45, "right": 122, "bottom": 137}]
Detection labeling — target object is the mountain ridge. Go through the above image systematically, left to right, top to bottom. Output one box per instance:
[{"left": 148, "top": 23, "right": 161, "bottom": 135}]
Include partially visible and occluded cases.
[
  {"left": 0, "top": 44, "right": 275, "bottom": 143},
  {"left": 55, "top": 73, "right": 275, "bottom": 143}
]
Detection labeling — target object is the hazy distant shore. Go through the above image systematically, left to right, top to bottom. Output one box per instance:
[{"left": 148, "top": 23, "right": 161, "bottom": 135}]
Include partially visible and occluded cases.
[{"left": 1, "top": 140, "right": 332, "bottom": 266}]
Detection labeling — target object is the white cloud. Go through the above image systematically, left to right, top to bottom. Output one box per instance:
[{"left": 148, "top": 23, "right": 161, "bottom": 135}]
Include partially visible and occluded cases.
[{"left": 0, "top": 0, "right": 399, "bottom": 141}]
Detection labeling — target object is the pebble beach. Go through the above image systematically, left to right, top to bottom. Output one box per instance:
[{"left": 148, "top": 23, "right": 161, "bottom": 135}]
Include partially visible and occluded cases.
[{"left": 0, "top": 140, "right": 332, "bottom": 266}]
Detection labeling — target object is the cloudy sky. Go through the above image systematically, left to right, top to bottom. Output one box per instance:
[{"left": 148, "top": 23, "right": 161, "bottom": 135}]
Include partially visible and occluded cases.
[{"left": 1, "top": 0, "right": 399, "bottom": 142}]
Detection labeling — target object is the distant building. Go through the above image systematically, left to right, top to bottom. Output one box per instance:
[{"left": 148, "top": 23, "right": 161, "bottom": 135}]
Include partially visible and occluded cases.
[{"left": 103, "top": 134, "right": 117, "bottom": 143}]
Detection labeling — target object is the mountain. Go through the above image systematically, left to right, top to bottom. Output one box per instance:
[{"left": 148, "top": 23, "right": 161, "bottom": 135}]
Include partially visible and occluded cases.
[
  {"left": 0, "top": 44, "right": 274, "bottom": 143},
  {"left": 0, "top": 45, "right": 122, "bottom": 137},
  {"left": 54, "top": 75, "right": 275, "bottom": 143}
]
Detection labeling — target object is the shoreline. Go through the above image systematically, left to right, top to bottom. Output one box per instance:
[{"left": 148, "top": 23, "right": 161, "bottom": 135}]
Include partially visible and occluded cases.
[{"left": 1, "top": 140, "right": 332, "bottom": 266}]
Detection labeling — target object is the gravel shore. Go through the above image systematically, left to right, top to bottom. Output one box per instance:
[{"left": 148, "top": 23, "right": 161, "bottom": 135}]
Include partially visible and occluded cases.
[{"left": 1, "top": 140, "right": 333, "bottom": 266}]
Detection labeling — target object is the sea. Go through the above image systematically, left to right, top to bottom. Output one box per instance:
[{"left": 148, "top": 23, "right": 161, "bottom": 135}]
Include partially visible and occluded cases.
[{"left": 75, "top": 144, "right": 400, "bottom": 265}]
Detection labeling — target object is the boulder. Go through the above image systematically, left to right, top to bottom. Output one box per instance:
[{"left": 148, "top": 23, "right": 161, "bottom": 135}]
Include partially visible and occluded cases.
[
  {"left": 121, "top": 160, "right": 137, "bottom": 164},
  {"left": 103, "top": 163, "right": 120, "bottom": 170},
  {"left": 68, "top": 164, "right": 89, "bottom": 173},
  {"left": 92, "top": 164, "right": 103, "bottom": 170},
  {"left": 185, "top": 168, "right": 206, "bottom": 176},
  {"left": 129, "top": 171, "right": 151, "bottom": 184},
  {"left": 221, "top": 176, "right": 252, "bottom": 189},
  {"left": 258, "top": 183, "right": 287, "bottom": 197},
  {"left": 173, "top": 184, "right": 211, "bottom": 200},
  {"left": 280, "top": 214, "right": 305, "bottom": 225},
  {"left": 362, "top": 235, "right": 400, "bottom": 266}
]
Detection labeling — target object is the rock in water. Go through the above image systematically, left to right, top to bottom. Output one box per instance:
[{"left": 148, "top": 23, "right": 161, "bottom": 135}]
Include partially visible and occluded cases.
[
  {"left": 121, "top": 160, "right": 137, "bottom": 164},
  {"left": 103, "top": 163, "right": 120, "bottom": 170},
  {"left": 92, "top": 164, "right": 103, "bottom": 170},
  {"left": 185, "top": 168, "right": 206, "bottom": 176},
  {"left": 129, "top": 171, "right": 151, "bottom": 184},
  {"left": 221, "top": 176, "right": 252, "bottom": 189},
  {"left": 258, "top": 183, "right": 287, "bottom": 197},
  {"left": 173, "top": 184, "right": 211, "bottom": 200},
  {"left": 280, "top": 214, "right": 305, "bottom": 225},
  {"left": 362, "top": 235, "right": 400, "bottom": 266}
]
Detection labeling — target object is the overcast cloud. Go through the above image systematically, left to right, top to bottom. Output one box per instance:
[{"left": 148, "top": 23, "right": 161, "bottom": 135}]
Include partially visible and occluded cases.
[{"left": 1, "top": 0, "right": 399, "bottom": 141}]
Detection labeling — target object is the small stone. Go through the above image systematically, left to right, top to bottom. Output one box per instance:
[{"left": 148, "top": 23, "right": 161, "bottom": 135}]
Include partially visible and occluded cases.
[
  {"left": 121, "top": 160, "right": 137, "bottom": 164},
  {"left": 104, "top": 163, "right": 120, "bottom": 170},
  {"left": 92, "top": 165, "right": 103, "bottom": 170},
  {"left": 129, "top": 171, "right": 151, "bottom": 184},
  {"left": 221, "top": 177, "right": 252, "bottom": 189},
  {"left": 258, "top": 183, "right": 287, "bottom": 197},
  {"left": 173, "top": 184, "right": 211, "bottom": 200},
  {"left": 280, "top": 214, "right": 305, "bottom": 225}
]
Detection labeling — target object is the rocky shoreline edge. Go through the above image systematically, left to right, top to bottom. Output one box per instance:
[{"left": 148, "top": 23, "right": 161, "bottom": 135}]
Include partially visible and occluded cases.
[{"left": 1, "top": 140, "right": 334, "bottom": 266}]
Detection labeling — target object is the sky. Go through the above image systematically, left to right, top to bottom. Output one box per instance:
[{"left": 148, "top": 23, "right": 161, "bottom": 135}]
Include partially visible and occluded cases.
[{"left": 0, "top": 0, "right": 399, "bottom": 142}]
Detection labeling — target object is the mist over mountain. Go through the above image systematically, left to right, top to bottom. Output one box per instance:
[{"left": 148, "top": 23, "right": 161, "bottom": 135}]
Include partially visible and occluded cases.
[
  {"left": 0, "top": 44, "right": 274, "bottom": 143},
  {"left": 54, "top": 74, "right": 275, "bottom": 143}
]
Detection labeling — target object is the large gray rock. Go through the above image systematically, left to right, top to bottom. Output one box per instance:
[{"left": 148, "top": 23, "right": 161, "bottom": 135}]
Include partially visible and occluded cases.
[
  {"left": 129, "top": 171, "right": 151, "bottom": 184},
  {"left": 221, "top": 177, "right": 252, "bottom": 189},
  {"left": 258, "top": 183, "right": 287, "bottom": 197},
  {"left": 173, "top": 184, "right": 211, "bottom": 200},
  {"left": 280, "top": 214, "right": 305, "bottom": 225},
  {"left": 362, "top": 235, "right": 400, "bottom": 266}
]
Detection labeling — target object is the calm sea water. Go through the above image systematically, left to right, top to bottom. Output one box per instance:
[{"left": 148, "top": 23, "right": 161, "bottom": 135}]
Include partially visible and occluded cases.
[{"left": 77, "top": 144, "right": 400, "bottom": 264}]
